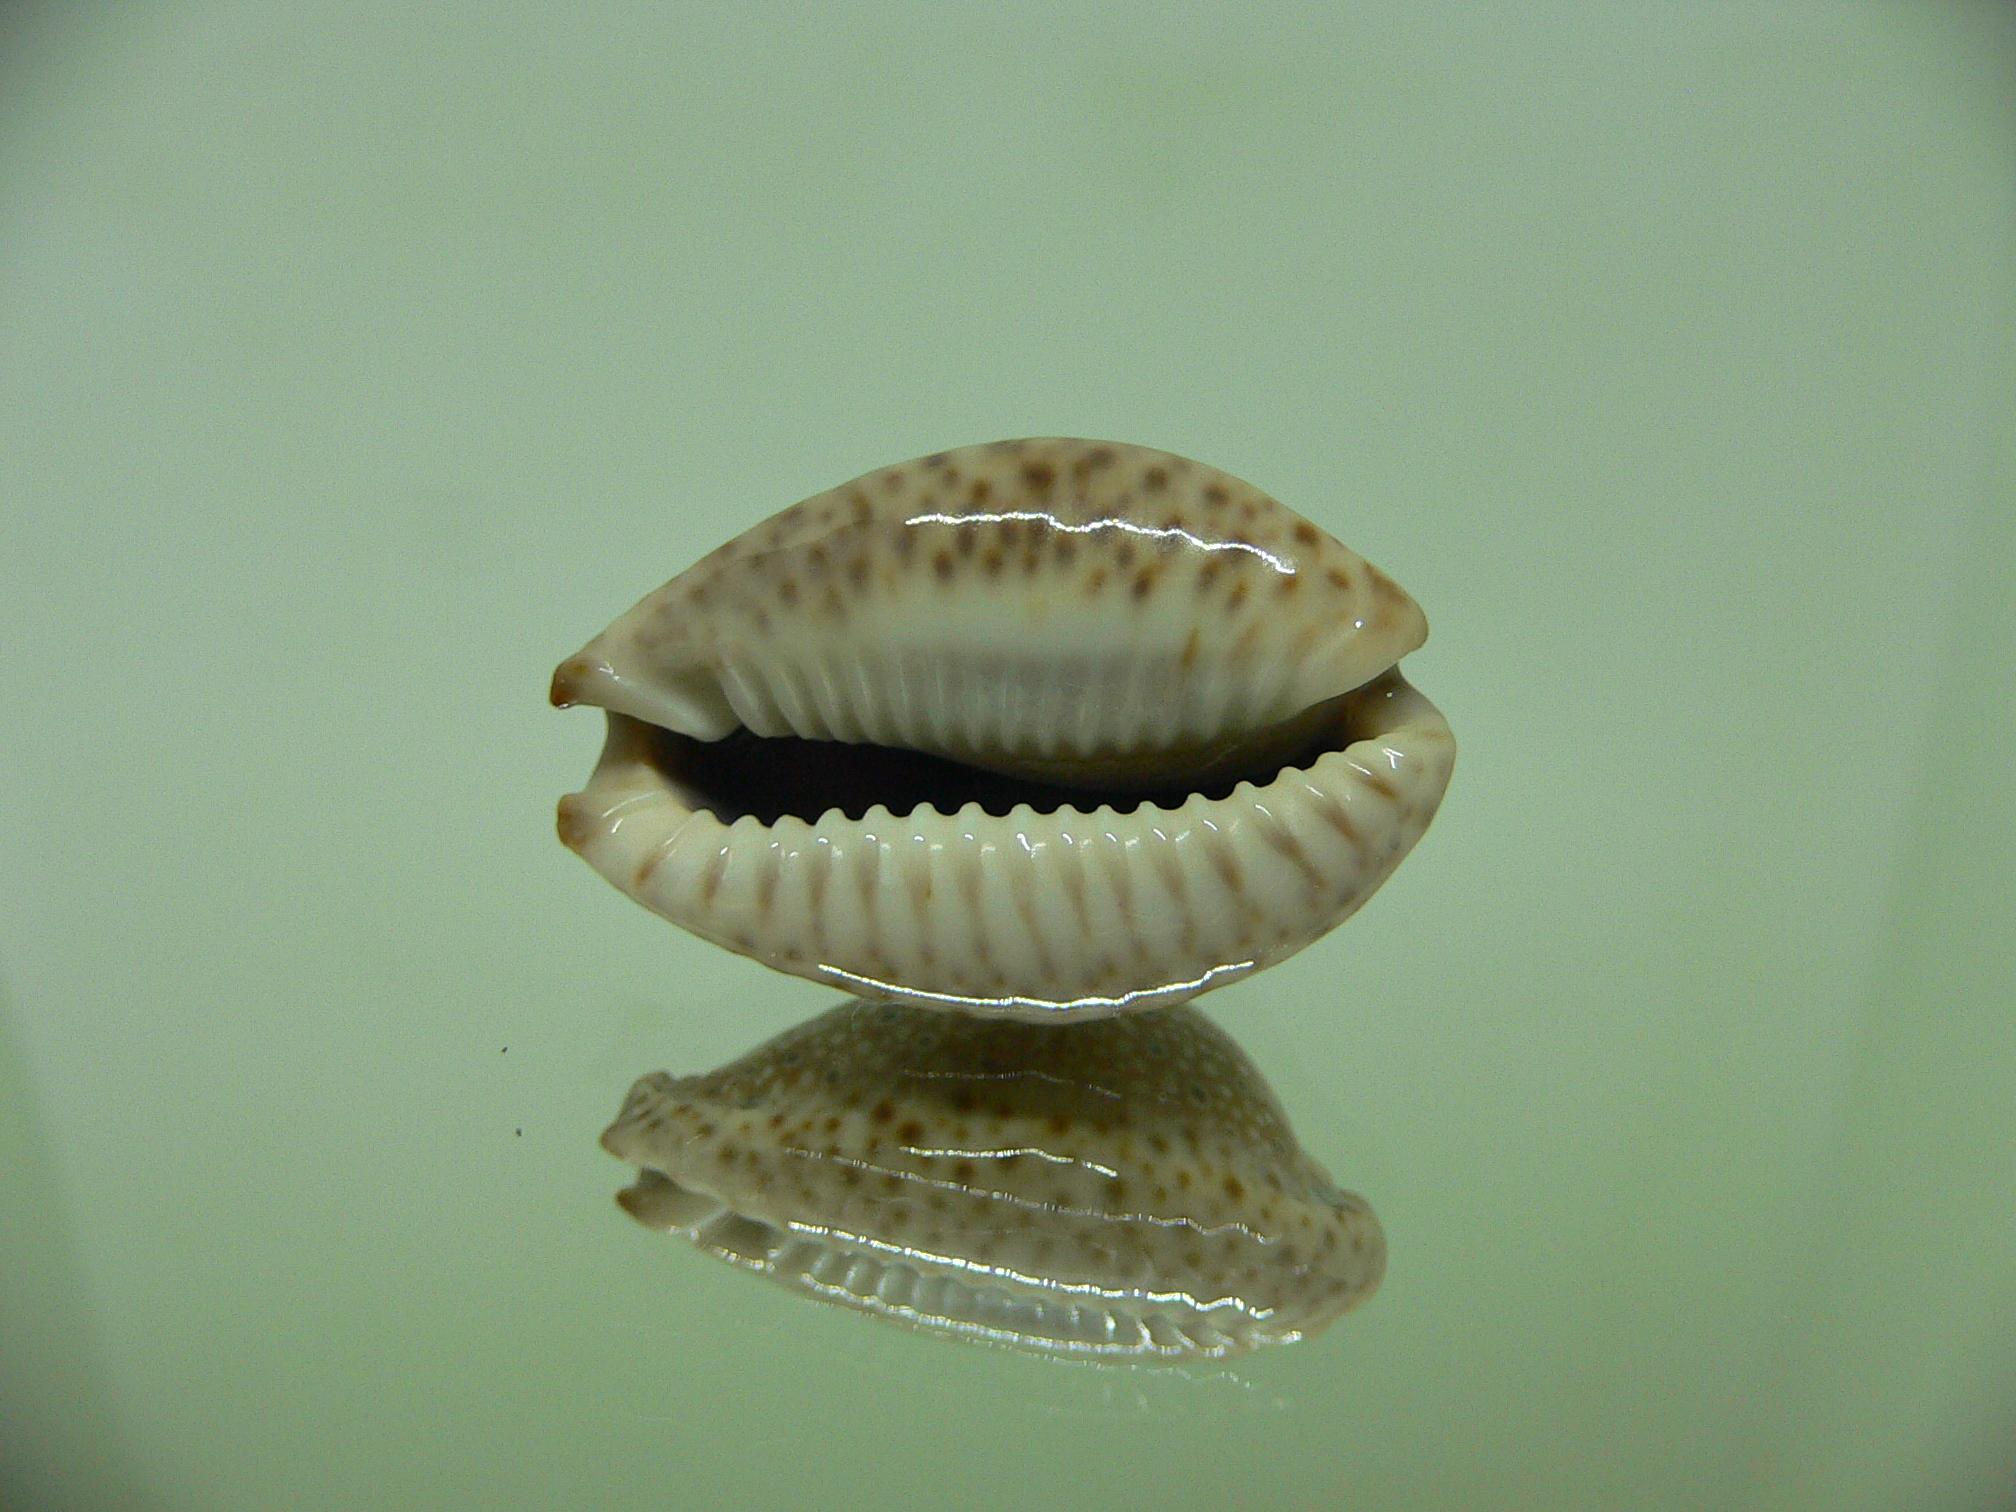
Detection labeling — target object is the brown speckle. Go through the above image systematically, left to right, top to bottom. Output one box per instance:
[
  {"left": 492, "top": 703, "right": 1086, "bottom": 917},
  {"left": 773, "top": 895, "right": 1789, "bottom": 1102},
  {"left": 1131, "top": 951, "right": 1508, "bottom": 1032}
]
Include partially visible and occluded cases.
[
  {"left": 1020, "top": 461, "right": 1055, "bottom": 494},
  {"left": 1142, "top": 466, "right": 1168, "bottom": 492},
  {"left": 932, "top": 549, "right": 955, "bottom": 580}
]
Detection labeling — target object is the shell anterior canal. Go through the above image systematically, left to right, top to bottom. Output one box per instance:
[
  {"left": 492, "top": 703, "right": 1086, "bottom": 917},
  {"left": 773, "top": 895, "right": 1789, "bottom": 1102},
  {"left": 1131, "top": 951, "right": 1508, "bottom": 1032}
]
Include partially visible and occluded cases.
[{"left": 553, "top": 438, "right": 1455, "bottom": 1020}]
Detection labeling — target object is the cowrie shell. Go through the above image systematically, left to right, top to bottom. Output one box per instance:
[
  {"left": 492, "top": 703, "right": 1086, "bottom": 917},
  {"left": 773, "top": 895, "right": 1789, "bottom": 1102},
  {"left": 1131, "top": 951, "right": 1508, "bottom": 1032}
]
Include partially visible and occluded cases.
[{"left": 555, "top": 439, "right": 1453, "bottom": 1019}]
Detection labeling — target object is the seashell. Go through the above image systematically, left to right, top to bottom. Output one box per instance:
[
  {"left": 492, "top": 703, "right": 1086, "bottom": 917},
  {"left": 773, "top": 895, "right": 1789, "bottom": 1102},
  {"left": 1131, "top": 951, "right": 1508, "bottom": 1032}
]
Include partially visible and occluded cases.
[
  {"left": 554, "top": 438, "right": 1453, "bottom": 1020},
  {"left": 601, "top": 997, "right": 1385, "bottom": 1361}
]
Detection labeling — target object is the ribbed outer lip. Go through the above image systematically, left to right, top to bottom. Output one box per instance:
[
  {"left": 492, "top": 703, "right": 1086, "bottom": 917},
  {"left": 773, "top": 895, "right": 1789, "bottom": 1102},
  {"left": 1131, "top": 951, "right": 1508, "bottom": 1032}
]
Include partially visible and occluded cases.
[
  {"left": 557, "top": 671, "right": 1454, "bottom": 1020},
  {"left": 673, "top": 1201, "right": 1289, "bottom": 1360}
]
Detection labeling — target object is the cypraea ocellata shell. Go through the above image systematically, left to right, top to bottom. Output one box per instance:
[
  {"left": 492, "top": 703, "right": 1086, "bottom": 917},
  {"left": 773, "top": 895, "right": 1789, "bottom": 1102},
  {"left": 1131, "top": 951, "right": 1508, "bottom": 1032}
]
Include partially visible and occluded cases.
[{"left": 554, "top": 439, "right": 1454, "bottom": 1019}]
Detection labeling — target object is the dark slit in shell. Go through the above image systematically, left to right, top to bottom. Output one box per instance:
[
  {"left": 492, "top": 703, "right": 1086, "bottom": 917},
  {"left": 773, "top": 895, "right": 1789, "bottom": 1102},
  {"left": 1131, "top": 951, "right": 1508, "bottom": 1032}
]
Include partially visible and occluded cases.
[{"left": 630, "top": 672, "right": 1407, "bottom": 826}]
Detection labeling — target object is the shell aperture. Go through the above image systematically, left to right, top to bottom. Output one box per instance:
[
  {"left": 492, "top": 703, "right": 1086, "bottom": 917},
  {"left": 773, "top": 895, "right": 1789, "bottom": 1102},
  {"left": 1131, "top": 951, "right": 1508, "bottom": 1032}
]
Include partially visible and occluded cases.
[
  {"left": 554, "top": 439, "right": 1454, "bottom": 1019},
  {"left": 600, "top": 998, "right": 1385, "bottom": 1361}
]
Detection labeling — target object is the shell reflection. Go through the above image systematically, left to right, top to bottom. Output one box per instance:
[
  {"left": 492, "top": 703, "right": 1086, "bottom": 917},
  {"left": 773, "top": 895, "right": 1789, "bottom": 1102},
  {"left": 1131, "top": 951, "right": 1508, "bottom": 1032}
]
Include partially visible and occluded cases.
[{"left": 601, "top": 998, "right": 1384, "bottom": 1360}]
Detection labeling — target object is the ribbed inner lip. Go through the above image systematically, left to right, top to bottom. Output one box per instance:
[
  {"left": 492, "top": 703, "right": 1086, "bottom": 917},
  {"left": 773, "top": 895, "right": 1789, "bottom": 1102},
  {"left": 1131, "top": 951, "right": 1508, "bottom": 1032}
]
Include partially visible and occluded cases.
[{"left": 626, "top": 669, "right": 1406, "bottom": 826}]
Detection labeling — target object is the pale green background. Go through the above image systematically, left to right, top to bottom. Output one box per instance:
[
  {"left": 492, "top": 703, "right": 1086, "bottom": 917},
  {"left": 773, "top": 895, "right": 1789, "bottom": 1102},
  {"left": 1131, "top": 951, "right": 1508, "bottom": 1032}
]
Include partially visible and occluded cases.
[{"left": 3, "top": 4, "right": 2013, "bottom": 1510}]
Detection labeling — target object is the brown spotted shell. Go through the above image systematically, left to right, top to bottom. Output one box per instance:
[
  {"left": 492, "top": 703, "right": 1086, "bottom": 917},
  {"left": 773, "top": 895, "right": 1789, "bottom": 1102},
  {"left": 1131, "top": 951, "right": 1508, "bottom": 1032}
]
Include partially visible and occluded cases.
[{"left": 554, "top": 439, "right": 1455, "bottom": 1019}]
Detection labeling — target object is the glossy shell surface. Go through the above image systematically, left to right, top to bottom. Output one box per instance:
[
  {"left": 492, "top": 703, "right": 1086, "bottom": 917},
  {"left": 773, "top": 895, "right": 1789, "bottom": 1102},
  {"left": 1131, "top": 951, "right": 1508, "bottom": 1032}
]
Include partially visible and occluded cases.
[
  {"left": 555, "top": 439, "right": 1454, "bottom": 1019},
  {"left": 601, "top": 998, "right": 1386, "bottom": 1361}
]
